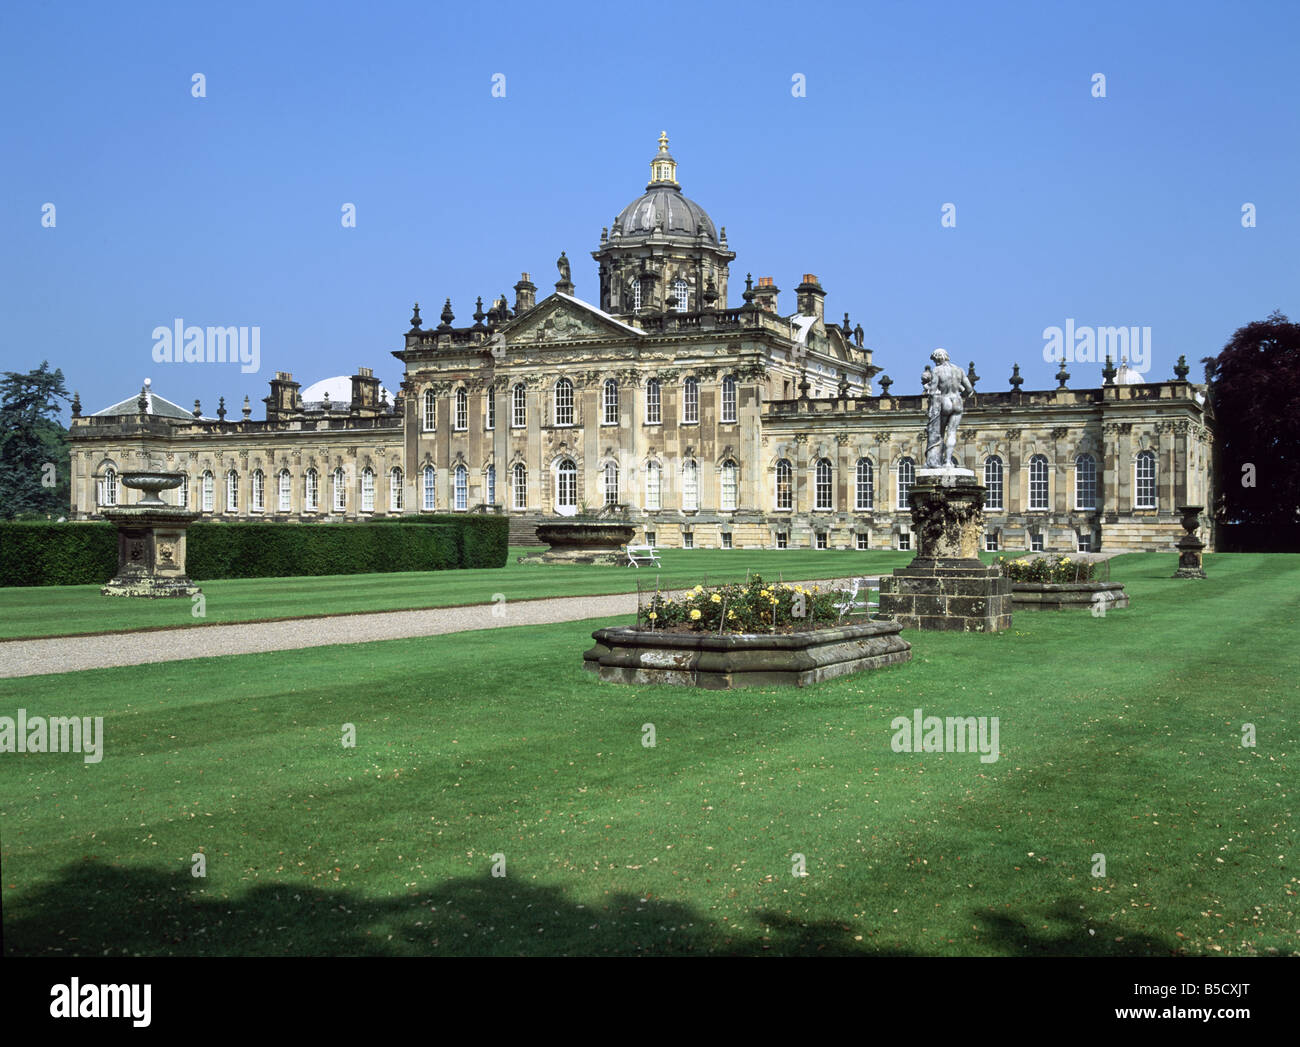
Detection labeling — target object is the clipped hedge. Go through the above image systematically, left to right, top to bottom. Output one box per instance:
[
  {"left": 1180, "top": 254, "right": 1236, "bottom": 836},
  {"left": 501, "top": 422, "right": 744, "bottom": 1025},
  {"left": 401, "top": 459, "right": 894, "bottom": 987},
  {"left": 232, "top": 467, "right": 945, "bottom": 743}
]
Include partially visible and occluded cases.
[{"left": 0, "top": 515, "right": 507, "bottom": 587}]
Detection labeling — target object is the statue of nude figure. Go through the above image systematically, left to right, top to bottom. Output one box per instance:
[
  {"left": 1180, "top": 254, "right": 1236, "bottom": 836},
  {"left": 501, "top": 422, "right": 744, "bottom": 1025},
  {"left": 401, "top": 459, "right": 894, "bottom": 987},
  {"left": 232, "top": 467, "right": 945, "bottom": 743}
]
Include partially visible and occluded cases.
[{"left": 923, "top": 348, "right": 974, "bottom": 468}]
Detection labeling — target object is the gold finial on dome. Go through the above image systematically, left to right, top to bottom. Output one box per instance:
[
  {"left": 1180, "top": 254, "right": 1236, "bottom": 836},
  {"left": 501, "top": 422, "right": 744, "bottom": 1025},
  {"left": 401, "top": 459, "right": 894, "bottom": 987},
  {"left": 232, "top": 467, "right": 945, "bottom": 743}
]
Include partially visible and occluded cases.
[{"left": 649, "top": 131, "right": 678, "bottom": 186}]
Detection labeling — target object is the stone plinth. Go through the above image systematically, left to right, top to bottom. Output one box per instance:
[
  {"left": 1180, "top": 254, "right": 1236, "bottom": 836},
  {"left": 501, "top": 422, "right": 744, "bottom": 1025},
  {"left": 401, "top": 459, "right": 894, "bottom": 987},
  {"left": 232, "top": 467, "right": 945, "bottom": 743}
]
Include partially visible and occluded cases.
[
  {"left": 877, "top": 471, "right": 1012, "bottom": 631},
  {"left": 1173, "top": 504, "right": 1207, "bottom": 579},
  {"left": 102, "top": 507, "right": 202, "bottom": 597},
  {"left": 1011, "top": 581, "right": 1129, "bottom": 611},
  {"left": 582, "top": 620, "right": 911, "bottom": 689}
]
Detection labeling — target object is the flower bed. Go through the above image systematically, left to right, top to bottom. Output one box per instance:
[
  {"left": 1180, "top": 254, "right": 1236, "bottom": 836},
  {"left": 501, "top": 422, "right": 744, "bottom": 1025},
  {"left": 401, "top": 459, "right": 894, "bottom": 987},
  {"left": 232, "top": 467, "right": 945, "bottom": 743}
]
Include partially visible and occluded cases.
[
  {"left": 997, "top": 555, "right": 1097, "bottom": 583},
  {"left": 639, "top": 576, "right": 846, "bottom": 633}
]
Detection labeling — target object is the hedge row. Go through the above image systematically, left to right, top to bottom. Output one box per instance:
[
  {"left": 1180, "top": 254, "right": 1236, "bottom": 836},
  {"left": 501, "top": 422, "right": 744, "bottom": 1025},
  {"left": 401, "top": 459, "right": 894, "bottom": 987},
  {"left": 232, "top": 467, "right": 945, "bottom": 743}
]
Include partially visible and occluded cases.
[{"left": 0, "top": 515, "right": 509, "bottom": 587}]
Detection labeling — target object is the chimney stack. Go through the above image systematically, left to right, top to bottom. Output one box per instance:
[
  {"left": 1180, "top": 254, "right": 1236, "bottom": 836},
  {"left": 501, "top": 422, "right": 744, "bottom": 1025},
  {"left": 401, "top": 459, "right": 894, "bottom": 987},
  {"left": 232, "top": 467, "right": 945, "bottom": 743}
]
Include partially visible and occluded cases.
[
  {"left": 514, "top": 272, "right": 536, "bottom": 315},
  {"left": 796, "top": 274, "right": 826, "bottom": 328},
  {"left": 754, "top": 276, "right": 781, "bottom": 314},
  {"left": 351, "top": 366, "right": 381, "bottom": 416},
  {"left": 264, "top": 371, "right": 300, "bottom": 421}
]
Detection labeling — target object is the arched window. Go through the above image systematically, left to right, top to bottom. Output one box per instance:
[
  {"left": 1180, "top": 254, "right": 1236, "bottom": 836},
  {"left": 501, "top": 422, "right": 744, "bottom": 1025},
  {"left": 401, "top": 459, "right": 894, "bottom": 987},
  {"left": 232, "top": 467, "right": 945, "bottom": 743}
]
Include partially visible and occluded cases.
[
  {"left": 672, "top": 278, "right": 688, "bottom": 312},
  {"left": 631, "top": 280, "right": 642, "bottom": 312},
  {"left": 721, "top": 375, "right": 737, "bottom": 423},
  {"left": 683, "top": 376, "right": 699, "bottom": 424},
  {"left": 645, "top": 378, "right": 661, "bottom": 424},
  {"left": 554, "top": 379, "right": 574, "bottom": 426},
  {"left": 603, "top": 379, "right": 619, "bottom": 426},
  {"left": 512, "top": 383, "right": 527, "bottom": 428},
  {"left": 454, "top": 387, "right": 468, "bottom": 431},
  {"left": 423, "top": 389, "right": 436, "bottom": 431},
  {"left": 1135, "top": 450, "right": 1157, "bottom": 509},
  {"left": 1028, "top": 454, "right": 1049, "bottom": 510},
  {"left": 1075, "top": 454, "right": 1097, "bottom": 509},
  {"left": 984, "top": 456, "right": 1004, "bottom": 511},
  {"left": 897, "top": 457, "right": 915, "bottom": 509},
  {"left": 555, "top": 458, "right": 576, "bottom": 511},
  {"left": 814, "top": 458, "right": 833, "bottom": 510},
  {"left": 855, "top": 458, "right": 874, "bottom": 510},
  {"left": 682, "top": 459, "right": 699, "bottom": 511},
  {"left": 775, "top": 459, "right": 793, "bottom": 510},
  {"left": 645, "top": 460, "right": 661, "bottom": 510},
  {"left": 720, "top": 460, "right": 738, "bottom": 511},
  {"left": 603, "top": 461, "right": 619, "bottom": 506},
  {"left": 512, "top": 463, "right": 527, "bottom": 511},
  {"left": 97, "top": 465, "right": 120, "bottom": 508},
  {"left": 422, "top": 465, "right": 436, "bottom": 510},
  {"left": 454, "top": 465, "right": 468, "bottom": 511},
  {"left": 486, "top": 465, "right": 496, "bottom": 506},
  {"left": 332, "top": 467, "right": 346, "bottom": 511},
  {"left": 361, "top": 467, "right": 375, "bottom": 512},
  {"left": 390, "top": 467, "right": 404, "bottom": 511},
  {"left": 305, "top": 468, "right": 319, "bottom": 511},
  {"left": 278, "top": 469, "right": 292, "bottom": 512},
  {"left": 201, "top": 470, "right": 214, "bottom": 512},
  {"left": 226, "top": 470, "right": 239, "bottom": 512},
  {"left": 251, "top": 470, "right": 265, "bottom": 513},
  {"left": 177, "top": 472, "right": 189, "bottom": 509}
]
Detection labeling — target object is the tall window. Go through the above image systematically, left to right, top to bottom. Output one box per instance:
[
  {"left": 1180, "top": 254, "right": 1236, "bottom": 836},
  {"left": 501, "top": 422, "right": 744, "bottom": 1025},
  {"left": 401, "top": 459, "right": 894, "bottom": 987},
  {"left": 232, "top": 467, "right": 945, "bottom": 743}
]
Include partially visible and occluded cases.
[
  {"left": 672, "top": 278, "right": 688, "bottom": 312},
  {"left": 631, "top": 280, "right": 642, "bottom": 312},
  {"left": 721, "top": 375, "right": 737, "bottom": 423},
  {"left": 682, "top": 377, "right": 699, "bottom": 424},
  {"left": 554, "top": 379, "right": 574, "bottom": 426},
  {"left": 603, "top": 379, "right": 618, "bottom": 425},
  {"left": 645, "top": 379, "right": 661, "bottom": 424},
  {"left": 512, "top": 384, "right": 527, "bottom": 428},
  {"left": 454, "top": 387, "right": 468, "bottom": 431},
  {"left": 423, "top": 389, "right": 436, "bottom": 431},
  {"left": 486, "top": 391, "right": 495, "bottom": 430},
  {"left": 1135, "top": 450, "right": 1157, "bottom": 509},
  {"left": 1029, "top": 454, "right": 1049, "bottom": 510},
  {"left": 1075, "top": 454, "right": 1097, "bottom": 509},
  {"left": 984, "top": 456, "right": 1004, "bottom": 510},
  {"left": 897, "top": 457, "right": 915, "bottom": 509},
  {"left": 556, "top": 458, "right": 576, "bottom": 511},
  {"left": 775, "top": 458, "right": 793, "bottom": 510},
  {"left": 814, "top": 458, "right": 833, "bottom": 510},
  {"left": 855, "top": 458, "right": 874, "bottom": 510},
  {"left": 682, "top": 460, "right": 699, "bottom": 511},
  {"left": 720, "top": 460, "right": 738, "bottom": 511},
  {"left": 603, "top": 461, "right": 618, "bottom": 506},
  {"left": 645, "top": 461, "right": 661, "bottom": 510},
  {"left": 512, "top": 463, "right": 526, "bottom": 510},
  {"left": 423, "top": 465, "right": 436, "bottom": 510},
  {"left": 454, "top": 465, "right": 468, "bottom": 510},
  {"left": 486, "top": 465, "right": 496, "bottom": 506},
  {"left": 98, "top": 466, "right": 118, "bottom": 507},
  {"left": 332, "top": 467, "right": 346, "bottom": 511},
  {"left": 361, "top": 467, "right": 375, "bottom": 512},
  {"left": 390, "top": 467, "right": 403, "bottom": 511},
  {"left": 305, "top": 468, "right": 319, "bottom": 511},
  {"left": 278, "top": 469, "right": 291, "bottom": 512},
  {"left": 201, "top": 470, "right": 214, "bottom": 512},
  {"left": 226, "top": 470, "right": 239, "bottom": 512},
  {"left": 251, "top": 470, "right": 265, "bottom": 513},
  {"left": 177, "top": 473, "right": 188, "bottom": 508}
]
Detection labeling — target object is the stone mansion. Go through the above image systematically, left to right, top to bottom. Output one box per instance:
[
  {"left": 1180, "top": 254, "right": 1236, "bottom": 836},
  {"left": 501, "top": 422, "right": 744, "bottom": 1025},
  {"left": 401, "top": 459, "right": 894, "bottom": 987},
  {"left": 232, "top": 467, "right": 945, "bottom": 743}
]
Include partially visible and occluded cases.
[{"left": 69, "top": 134, "right": 1216, "bottom": 554}]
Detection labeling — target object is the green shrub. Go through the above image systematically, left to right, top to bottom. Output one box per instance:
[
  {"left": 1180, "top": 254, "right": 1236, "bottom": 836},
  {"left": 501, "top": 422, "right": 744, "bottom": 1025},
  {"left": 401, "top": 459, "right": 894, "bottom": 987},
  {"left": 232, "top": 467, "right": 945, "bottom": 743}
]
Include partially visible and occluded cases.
[
  {"left": 370, "top": 514, "right": 508, "bottom": 569},
  {"left": 0, "top": 522, "right": 117, "bottom": 587},
  {"left": 639, "top": 575, "right": 849, "bottom": 633}
]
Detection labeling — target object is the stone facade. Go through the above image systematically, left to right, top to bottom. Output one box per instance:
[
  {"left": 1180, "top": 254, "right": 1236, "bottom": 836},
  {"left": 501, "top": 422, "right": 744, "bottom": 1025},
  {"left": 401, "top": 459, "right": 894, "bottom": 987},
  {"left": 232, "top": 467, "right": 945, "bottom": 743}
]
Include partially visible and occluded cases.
[{"left": 69, "top": 135, "right": 1215, "bottom": 554}]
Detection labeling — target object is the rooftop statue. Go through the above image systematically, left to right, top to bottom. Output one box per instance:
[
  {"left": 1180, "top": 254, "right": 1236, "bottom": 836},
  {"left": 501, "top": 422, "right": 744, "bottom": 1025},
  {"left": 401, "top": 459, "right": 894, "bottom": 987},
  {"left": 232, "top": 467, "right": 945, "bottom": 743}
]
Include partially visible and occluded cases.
[{"left": 922, "top": 348, "right": 974, "bottom": 469}]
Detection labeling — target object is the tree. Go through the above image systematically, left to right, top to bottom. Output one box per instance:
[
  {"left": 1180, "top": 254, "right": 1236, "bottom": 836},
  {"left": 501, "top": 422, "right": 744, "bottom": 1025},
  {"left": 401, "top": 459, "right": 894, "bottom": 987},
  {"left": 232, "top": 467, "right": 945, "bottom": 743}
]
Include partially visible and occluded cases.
[
  {"left": 1202, "top": 310, "right": 1300, "bottom": 527},
  {"left": 0, "top": 361, "right": 71, "bottom": 519}
]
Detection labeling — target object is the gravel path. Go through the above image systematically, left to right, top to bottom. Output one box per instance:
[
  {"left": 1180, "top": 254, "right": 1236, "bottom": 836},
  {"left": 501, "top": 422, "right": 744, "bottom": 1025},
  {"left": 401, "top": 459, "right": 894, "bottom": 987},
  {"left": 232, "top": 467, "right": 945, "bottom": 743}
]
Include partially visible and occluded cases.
[{"left": 0, "top": 576, "right": 875, "bottom": 680}]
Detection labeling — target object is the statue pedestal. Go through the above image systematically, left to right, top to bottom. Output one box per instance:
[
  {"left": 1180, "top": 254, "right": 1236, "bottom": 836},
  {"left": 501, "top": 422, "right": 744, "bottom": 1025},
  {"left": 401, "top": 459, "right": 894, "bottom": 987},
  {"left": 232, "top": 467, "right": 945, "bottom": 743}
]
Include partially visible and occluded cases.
[
  {"left": 877, "top": 472, "right": 1012, "bottom": 632},
  {"left": 1173, "top": 504, "right": 1207, "bottom": 579},
  {"left": 101, "top": 507, "right": 202, "bottom": 598}
]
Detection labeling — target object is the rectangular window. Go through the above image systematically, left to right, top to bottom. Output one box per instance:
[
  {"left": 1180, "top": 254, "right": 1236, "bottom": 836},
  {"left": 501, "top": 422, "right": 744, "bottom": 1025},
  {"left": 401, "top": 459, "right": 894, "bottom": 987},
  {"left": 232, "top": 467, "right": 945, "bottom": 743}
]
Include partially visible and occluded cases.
[
  {"left": 721, "top": 378, "right": 737, "bottom": 423},
  {"left": 683, "top": 379, "right": 698, "bottom": 424},
  {"left": 645, "top": 381, "right": 661, "bottom": 424},
  {"left": 555, "top": 382, "right": 574, "bottom": 426},
  {"left": 512, "top": 386, "right": 526, "bottom": 428},
  {"left": 455, "top": 392, "right": 468, "bottom": 431},
  {"left": 423, "top": 393, "right": 436, "bottom": 432},
  {"left": 487, "top": 394, "right": 495, "bottom": 430},
  {"left": 1135, "top": 453, "right": 1157, "bottom": 509},
  {"left": 682, "top": 463, "right": 698, "bottom": 511},
  {"left": 720, "top": 463, "right": 737, "bottom": 511},
  {"left": 645, "top": 464, "right": 661, "bottom": 511},
  {"left": 423, "top": 468, "right": 436, "bottom": 511},
  {"left": 454, "top": 468, "right": 468, "bottom": 511},
  {"left": 305, "top": 471, "right": 318, "bottom": 512},
  {"left": 361, "top": 471, "right": 375, "bottom": 512},
  {"left": 278, "top": 472, "right": 291, "bottom": 512},
  {"left": 645, "top": 531, "right": 656, "bottom": 547},
  {"left": 776, "top": 531, "right": 789, "bottom": 549},
  {"left": 815, "top": 531, "right": 828, "bottom": 549},
  {"left": 899, "top": 531, "right": 911, "bottom": 551},
  {"left": 856, "top": 532, "right": 870, "bottom": 550},
  {"left": 1030, "top": 532, "right": 1044, "bottom": 552},
  {"left": 1077, "top": 532, "right": 1093, "bottom": 552},
  {"left": 683, "top": 533, "right": 694, "bottom": 549},
  {"left": 721, "top": 533, "right": 732, "bottom": 549},
  {"left": 985, "top": 533, "right": 999, "bottom": 552}
]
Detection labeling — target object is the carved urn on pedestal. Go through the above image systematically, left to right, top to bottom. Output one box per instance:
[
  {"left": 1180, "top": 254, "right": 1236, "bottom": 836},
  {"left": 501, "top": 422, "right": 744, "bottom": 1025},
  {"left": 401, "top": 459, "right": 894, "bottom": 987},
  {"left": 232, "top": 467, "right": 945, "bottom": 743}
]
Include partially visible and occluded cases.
[{"left": 101, "top": 469, "right": 202, "bottom": 598}]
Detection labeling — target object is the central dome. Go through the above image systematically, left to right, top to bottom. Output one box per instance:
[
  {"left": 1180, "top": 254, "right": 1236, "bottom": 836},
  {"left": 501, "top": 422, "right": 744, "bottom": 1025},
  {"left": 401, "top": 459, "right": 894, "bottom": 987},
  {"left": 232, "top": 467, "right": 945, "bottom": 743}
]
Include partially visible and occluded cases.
[{"left": 612, "top": 132, "right": 718, "bottom": 244}]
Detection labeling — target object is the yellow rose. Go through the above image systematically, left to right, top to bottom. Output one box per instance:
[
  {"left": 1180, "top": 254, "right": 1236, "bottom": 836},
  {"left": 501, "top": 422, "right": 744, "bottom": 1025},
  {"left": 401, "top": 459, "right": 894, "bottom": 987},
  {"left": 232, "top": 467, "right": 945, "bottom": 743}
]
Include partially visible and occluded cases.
[
  {"left": 694, "top": 585, "right": 704, "bottom": 594},
  {"left": 710, "top": 593, "right": 722, "bottom": 603},
  {"left": 689, "top": 609, "right": 702, "bottom": 620},
  {"left": 727, "top": 609, "right": 736, "bottom": 619},
  {"left": 647, "top": 611, "right": 658, "bottom": 620}
]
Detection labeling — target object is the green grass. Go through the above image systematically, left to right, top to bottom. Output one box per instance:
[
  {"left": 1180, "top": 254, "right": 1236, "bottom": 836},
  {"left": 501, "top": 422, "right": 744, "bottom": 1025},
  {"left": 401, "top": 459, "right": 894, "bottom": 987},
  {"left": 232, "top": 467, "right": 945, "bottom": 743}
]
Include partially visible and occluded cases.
[
  {"left": 0, "top": 548, "right": 910, "bottom": 640},
  {"left": 1, "top": 552, "right": 1295, "bottom": 956}
]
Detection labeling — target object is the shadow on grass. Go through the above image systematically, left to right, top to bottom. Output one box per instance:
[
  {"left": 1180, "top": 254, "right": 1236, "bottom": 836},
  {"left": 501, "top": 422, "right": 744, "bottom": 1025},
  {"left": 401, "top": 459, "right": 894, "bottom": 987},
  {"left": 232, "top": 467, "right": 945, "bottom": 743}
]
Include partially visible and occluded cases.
[{"left": 5, "top": 858, "right": 1181, "bottom": 957}]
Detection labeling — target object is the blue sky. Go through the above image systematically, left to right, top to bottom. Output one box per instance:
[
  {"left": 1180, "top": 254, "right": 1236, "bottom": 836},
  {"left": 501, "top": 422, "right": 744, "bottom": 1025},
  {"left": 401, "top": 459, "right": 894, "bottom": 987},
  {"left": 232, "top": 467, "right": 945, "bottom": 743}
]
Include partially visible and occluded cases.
[{"left": 2, "top": 0, "right": 1296, "bottom": 417}]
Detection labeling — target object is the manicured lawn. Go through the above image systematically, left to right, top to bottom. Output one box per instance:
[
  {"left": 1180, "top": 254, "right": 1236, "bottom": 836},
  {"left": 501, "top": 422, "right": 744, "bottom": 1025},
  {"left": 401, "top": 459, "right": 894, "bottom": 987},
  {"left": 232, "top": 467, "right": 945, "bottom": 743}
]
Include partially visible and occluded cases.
[
  {"left": 0, "top": 548, "right": 910, "bottom": 641},
  {"left": 1, "top": 553, "right": 1295, "bottom": 956}
]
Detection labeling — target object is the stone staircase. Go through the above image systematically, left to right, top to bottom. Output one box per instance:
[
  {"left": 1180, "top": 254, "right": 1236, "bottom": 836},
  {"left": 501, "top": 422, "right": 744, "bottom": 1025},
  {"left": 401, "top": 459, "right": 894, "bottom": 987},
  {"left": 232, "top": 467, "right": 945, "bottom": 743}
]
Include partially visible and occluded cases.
[{"left": 508, "top": 513, "right": 546, "bottom": 546}]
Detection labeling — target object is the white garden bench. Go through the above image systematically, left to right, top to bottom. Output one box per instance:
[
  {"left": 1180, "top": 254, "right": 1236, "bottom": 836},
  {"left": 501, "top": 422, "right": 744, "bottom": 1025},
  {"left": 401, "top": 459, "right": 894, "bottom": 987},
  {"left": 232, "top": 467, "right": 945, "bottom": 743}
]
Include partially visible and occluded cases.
[
  {"left": 626, "top": 544, "right": 661, "bottom": 568},
  {"left": 834, "top": 577, "right": 879, "bottom": 616}
]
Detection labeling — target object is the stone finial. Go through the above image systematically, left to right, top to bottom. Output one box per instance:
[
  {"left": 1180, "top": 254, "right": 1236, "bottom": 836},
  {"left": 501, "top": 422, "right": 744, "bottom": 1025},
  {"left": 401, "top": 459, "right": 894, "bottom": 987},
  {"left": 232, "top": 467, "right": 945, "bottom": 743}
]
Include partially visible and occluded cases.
[
  {"left": 719, "top": 225, "right": 727, "bottom": 244},
  {"left": 600, "top": 226, "right": 608, "bottom": 244},
  {"left": 741, "top": 272, "right": 755, "bottom": 309},
  {"left": 702, "top": 276, "right": 718, "bottom": 307},
  {"left": 473, "top": 296, "right": 486, "bottom": 328},
  {"left": 438, "top": 298, "right": 455, "bottom": 330},
  {"left": 410, "top": 302, "right": 422, "bottom": 331},
  {"left": 842, "top": 312, "right": 852, "bottom": 337},
  {"left": 1101, "top": 353, "right": 1117, "bottom": 386},
  {"left": 1055, "top": 354, "right": 1071, "bottom": 390},
  {"left": 1173, "top": 354, "right": 1190, "bottom": 381},
  {"left": 967, "top": 360, "right": 980, "bottom": 390},
  {"left": 1009, "top": 362, "right": 1024, "bottom": 390},
  {"left": 798, "top": 368, "right": 811, "bottom": 399},
  {"left": 837, "top": 373, "right": 851, "bottom": 399},
  {"left": 878, "top": 374, "right": 893, "bottom": 396},
  {"left": 137, "top": 384, "right": 149, "bottom": 415},
  {"left": 71, "top": 391, "right": 81, "bottom": 417},
  {"left": 322, "top": 391, "right": 331, "bottom": 411},
  {"left": 242, "top": 395, "right": 251, "bottom": 419},
  {"left": 217, "top": 396, "right": 227, "bottom": 421},
  {"left": 193, "top": 399, "right": 202, "bottom": 417}
]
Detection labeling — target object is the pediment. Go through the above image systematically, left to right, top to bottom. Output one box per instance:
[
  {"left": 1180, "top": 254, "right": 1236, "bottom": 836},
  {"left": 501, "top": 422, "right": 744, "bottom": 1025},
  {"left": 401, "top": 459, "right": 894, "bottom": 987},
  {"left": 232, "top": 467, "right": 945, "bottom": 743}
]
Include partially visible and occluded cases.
[{"left": 501, "top": 294, "right": 642, "bottom": 347}]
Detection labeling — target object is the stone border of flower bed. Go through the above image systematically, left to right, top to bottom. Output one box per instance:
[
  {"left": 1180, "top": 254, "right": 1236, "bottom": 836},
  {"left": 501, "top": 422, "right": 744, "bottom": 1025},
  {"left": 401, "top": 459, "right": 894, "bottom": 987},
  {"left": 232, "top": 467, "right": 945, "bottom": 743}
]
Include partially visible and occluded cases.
[
  {"left": 1009, "top": 580, "right": 1129, "bottom": 611},
  {"left": 582, "top": 619, "right": 912, "bottom": 689}
]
